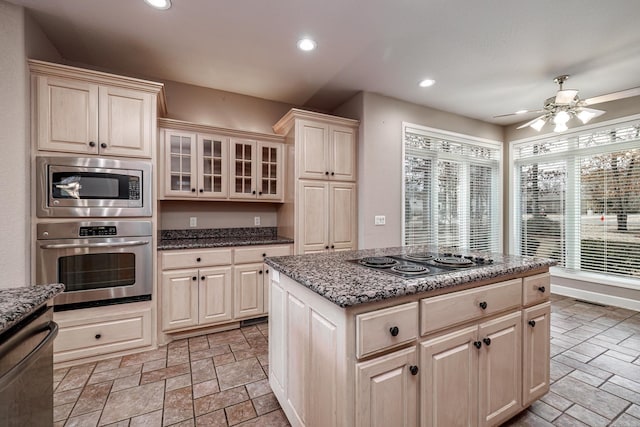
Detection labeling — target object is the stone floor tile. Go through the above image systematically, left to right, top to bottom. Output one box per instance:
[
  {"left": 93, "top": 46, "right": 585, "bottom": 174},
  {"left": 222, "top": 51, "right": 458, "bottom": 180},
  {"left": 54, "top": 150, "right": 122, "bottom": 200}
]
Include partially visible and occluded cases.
[
  {"left": 208, "top": 330, "right": 246, "bottom": 346},
  {"left": 619, "top": 335, "right": 640, "bottom": 351},
  {"left": 188, "top": 336, "right": 210, "bottom": 352},
  {"left": 551, "top": 336, "right": 582, "bottom": 350},
  {"left": 589, "top": 338, "right": 640, "bottom": 358},
  {"left": 230, "top": 341, "right": 251, "bottom": 352},
  {"left": 570, "top": 341, "right": 608, "bottom": 359},
  {"left": 168, "top": 346, "right": 191, "bottom": 367},
  {"left": 191, "top": 346, "right": 230, "bottom": 362},
  {"left": 120, "top": 348, "right": 168, "bottom": 367},
  {"left": 234, "top": 348, "right": 258, "bottom": 361},
  {"left": 562, "top": 350, "right": 593, "bottom": 364},
  {"left": 605, "top": 350, "right": 638, "bottom": 363},
  {"left": 214, "top": 352, "right": 236, "bottom": 367},
  {"left": 256, "top": 352, "right": 269, "bottom": 368},
  {"left": 552, "top": 354, "right": 613, "bottom": 380},
  {"left": 590, "top": 354, "right": 640, "bottom": 383},
  {"left": 191, "top": 357, "right": 217, "bottom": 384},
  {"left": 94, "top": 358, "right": 122, "bottom": 374},
  {"left": 142, "top": 358, "right": 167, "bottom": 373},
  {"left": 216, "top": 358, "right": 266, "bottom": 391},
  {"left": 550, "top": 358, "right": 576, "bottom": 382},
  {"left": 140, "top": 363, "right": 190, "bottom": 385},
  {"left": 57, "top": 364, "right": 95, "bottom": 392},
  {"left": 88, "top": 365, "right": 141, "bottom": 385},
  {"left": 54, "top": 367, "right": 70, "bottom": 383},
  {"left": 567, "top": 369, "right": 607, "bottom": 387},
  {"left": 112, "top": 373, "right": 141, "bottom": 392},
  {"left": 166, "top": 373, "right": 193, "bottom": 392},
  {"left": 607, "top": 375, "right": 640, "bottom": 394},
  {"left": 552, "top": 376, "right": 628, "bottom": 419},
  {"left": 193, "top": 379, "right": 220, "bottom": 399},
  {"left": 246, "top": 379, "right": 271, "bottom": 399},
  {"left": 70, "top": 381, "right": 112, "bottom": 417},
  {"left": 98, "top": 381, "right": 165, "bottom": 425},
  {"left": 600, "top": 381, "right": 640, "bottom": 405},
  {"left": 163, "top": 386, "right": 193, "bottom": 426},
  {"left": 194, "top": 386, "right": 249, "bottom": 416},
  {"left": 54, "top": 387, "right": 83, "bottom": 407},
  {"left": 539, "top": 391, "right": 573, "bottom": 412},
  {"left": 252, "top": 393, "right": 280, "bottom": 416},
  {"left": 225, "top": 400, "right": 257, "bottom": 426},
  {"left": 53, "top": 402, "right": 74, "bottom": 422},
  {"left": 565, "top": 404, "right": 612, "bottom": 425},
  {"left": 627, "top": 404, "right": 640, "bottom": 418},
  {"left": 129, "top": 409, "right": 163, "bottom": 426},
  {"left": 195, "top": 409, "right": 227, "bottom": 427},
  {"left": 236, "top": 409, "right": 290, "bottom": 426},
  {"left": 65, "top": 410, "right": 102, "bottom": 427},
  {"left": 502, "top": 410, "right": 555, "bottom": 426},
  {"left": 551, "top": 413, "right": 589, "bottom": 427},
  {"left": 610, "top": 413, "right": 640, "bottom": 427},
  {"left": 168, "top": 419, "right": 195, "bottom": 427},
  {"left": 102, "top": 420, "right": 130, "bottom": 427}
]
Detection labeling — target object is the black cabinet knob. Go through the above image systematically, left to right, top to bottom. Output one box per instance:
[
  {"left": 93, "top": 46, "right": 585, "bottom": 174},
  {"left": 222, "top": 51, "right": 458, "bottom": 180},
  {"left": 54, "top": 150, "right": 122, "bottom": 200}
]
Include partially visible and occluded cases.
[
  {"left": 89, "top": 141, "right": 96, "bottom": 147},
  {"left": 100, "top": 142, "right": 107, "bottom": 149},
  {"left": 325, "top": 171, "right": 329, "bottom": 175},
  {"left": 331, "top": 172, "right": 335, "bottom": 176},
  {"left": 191, "top": 188, "right": 196, "bottom": 192},
  {"left": 199, "top": 189, "right": 204, "bottom": 193},
  {"left": 252, "top": 190, "right": 256, "bottom": 195},
  {"left": 259, "top": 191, "right": 263, "bottom": 195},
  {"left": 331, "top": 245, "right": 335, "bottom": 249},
  {"left": 325, "top": 246, "right": 329, "bottom": 249},
  {"left": 262, "top": 253, "right": 267, "bottom": 257},
  {"left": 196, "top": 257, "right": 201, "bottom": 262},
  {"left": 265, "top": 269, "right": 269, "bottom": 274},
  {"left": 259, "top": 270, "right": 263, "bottom": 275},
  {"left": 192, "top": 276, "right": 197, "bottom": 281},
  {"left": 201, "top": 276, "right": 205, "bottom": 281},
  {"left": 537, "top": 286, "right": 546, "bottom": 293},
  {"left": 479, "top": 301, "right": 488, "bottom": 310},
  {"left": 529, "top": 320, "right": 536, "bottom": 327},
  {"left": 389, "top": 326, "right": 399, "bottom": 337},
  {"left": 95, "top": 334, "right": 101, "bottom": 340},
  {"left": 483, "top": 337, "right": 491, "bottom": 346},
  {"left": 474, "top": 341, "right": 482, "bottom": 349},
  {"left": 409, "top": 365, "right": 419, "bottom": 376}
]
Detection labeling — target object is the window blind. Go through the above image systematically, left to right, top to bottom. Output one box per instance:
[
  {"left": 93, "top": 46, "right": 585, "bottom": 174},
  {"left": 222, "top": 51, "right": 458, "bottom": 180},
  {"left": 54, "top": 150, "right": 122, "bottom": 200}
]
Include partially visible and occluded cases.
[
  {"left": 513, "top": 120, "right": 640, "bottom": 281},
  {"left": 404, "top": 126, "right": 501, "bottom": 252}
]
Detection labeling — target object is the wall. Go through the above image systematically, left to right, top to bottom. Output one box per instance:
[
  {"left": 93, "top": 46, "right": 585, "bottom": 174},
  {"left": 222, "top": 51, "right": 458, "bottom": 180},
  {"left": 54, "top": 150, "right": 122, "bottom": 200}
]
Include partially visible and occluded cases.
[
  {"left": 0, "top": 2, "right": 61, "bottom": 288},
  {"left": 335, "top": 91, "right": 504, "bottom": 250},
  {"left": 159, "top": 201, "right": 278, "bottom": 230}
]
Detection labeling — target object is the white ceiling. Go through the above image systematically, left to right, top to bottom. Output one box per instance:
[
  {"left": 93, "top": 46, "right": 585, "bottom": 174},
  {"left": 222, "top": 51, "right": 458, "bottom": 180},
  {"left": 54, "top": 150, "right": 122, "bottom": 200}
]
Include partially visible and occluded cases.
[{"left": 10, "top": 0, "right": 640, "bottom": 125}]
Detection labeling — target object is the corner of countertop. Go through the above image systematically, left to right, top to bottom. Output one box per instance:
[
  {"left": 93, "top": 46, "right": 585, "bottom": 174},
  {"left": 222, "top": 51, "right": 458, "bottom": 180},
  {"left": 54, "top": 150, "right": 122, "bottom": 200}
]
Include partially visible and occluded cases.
[{"left": 0, "top": 283, "right": 65, "bottom": 335}]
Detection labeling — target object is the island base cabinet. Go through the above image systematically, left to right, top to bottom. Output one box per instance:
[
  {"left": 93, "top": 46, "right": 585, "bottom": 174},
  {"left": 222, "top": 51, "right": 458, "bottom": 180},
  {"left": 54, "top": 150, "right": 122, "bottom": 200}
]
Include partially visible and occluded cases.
[
  {"left": 522, "top": 302, "right": 551, "bottom": 405},
  {"left": 356, "top": 347, "right": 418, "bottom": 427}
]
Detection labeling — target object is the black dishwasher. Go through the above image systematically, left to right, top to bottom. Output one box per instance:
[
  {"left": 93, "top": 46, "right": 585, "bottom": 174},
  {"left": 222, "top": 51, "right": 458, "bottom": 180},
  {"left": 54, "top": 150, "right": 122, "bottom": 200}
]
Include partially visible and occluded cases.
[{"left": 0, "top": 305, "right": 58, "bottom": 426}]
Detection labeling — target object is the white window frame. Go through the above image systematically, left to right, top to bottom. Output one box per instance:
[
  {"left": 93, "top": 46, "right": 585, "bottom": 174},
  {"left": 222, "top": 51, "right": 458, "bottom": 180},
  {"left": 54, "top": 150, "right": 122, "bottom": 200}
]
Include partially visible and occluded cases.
[{"left": 402, "top": 122, "right": 503, "bottom": 251}]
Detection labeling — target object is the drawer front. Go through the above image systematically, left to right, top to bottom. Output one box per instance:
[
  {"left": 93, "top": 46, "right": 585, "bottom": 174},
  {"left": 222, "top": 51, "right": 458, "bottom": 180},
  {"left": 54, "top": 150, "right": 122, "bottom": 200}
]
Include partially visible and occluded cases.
[
  {"left": 234, "top": 245, "right": 292, "bottom": 264},
  {"left": 161, "top": 248, "right": 232, "bottom": 269},
  {"left": 523, "top": 273, "right": 551, "bottom": 306},
  {"left": 421, "top": 279, "right": 522, "bottom": 335},
  {"left": 356, "top": 302, "right": 418, "bottom": 359},
  {"left": 54, "top": 308, "right": 152, "bottom": 362}
]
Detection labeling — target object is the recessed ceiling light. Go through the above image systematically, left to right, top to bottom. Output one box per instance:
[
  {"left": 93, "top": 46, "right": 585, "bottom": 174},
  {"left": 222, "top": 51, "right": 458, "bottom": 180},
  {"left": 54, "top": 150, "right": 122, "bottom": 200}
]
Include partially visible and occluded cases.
[
  {"left": 144, "top": 0, "right": 171, "bottom": 10},
  {"left": 297, "top": 38, "right": 317, "bottom": 52},
  {"left": 419, "top": 79, "right": 436, "bottom": 88},
  {"left": 515, "top": 109, "right": 528, "bottom": 115}
]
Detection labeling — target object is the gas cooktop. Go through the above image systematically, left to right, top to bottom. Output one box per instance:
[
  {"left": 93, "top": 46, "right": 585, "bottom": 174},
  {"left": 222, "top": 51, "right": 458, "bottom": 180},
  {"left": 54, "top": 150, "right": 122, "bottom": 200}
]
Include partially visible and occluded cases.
[{"left": 349, "top": 252, "right": 496, "bottom": 278}]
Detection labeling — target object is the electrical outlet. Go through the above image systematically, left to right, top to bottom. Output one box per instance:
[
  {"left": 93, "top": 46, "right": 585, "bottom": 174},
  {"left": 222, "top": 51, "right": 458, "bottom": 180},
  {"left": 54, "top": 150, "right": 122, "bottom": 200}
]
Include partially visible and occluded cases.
[
  {"left": 374, "top": 215, "right": 386, "bottom": 226},
  {"left": 254, "top": 216, "right": 261, "bottom": 226},
  {"left": 189, "top": 217, "right": 197, "bottom": 227}
]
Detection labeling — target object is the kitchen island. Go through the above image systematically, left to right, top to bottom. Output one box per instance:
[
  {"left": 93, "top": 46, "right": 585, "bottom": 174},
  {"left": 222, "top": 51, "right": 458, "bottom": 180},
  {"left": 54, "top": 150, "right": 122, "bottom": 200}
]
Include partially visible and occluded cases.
[{"left": 264, "top": 247, "right": 556, "bottom": 427}]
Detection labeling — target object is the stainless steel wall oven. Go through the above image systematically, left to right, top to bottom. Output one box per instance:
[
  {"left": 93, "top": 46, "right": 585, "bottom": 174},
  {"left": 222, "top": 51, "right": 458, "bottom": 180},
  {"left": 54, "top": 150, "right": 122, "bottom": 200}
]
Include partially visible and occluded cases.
[{"left": 36, "top": 221, "right": 152, "bottom": 309}]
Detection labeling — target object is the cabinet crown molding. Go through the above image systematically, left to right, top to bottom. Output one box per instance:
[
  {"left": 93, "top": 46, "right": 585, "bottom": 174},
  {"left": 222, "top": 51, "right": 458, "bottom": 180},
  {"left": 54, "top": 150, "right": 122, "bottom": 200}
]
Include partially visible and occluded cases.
[
  {"left": 28, "top": 59, "right": 167, "bottom": 117},
  {"left": 272, "top": 108, "right": 360, "bottom": 135},
  {"left": 158, "top": 118, "right": 284, "bottom": 142}
]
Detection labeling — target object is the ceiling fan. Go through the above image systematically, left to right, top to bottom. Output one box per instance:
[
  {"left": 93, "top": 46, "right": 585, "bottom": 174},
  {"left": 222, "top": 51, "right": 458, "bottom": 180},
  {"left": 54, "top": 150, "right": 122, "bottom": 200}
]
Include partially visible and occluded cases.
[{"left": 496, "top": 75, "right": 640, "bottom": 132}]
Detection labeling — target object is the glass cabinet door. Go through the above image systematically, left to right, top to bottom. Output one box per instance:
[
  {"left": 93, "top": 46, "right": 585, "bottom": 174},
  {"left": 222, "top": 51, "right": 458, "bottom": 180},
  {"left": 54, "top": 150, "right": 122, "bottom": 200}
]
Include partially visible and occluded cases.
[
  {"left": 165, "top": 131, "right": 197, "bottom": 197},
  {"left": 197, "top": 134, "right": 228, "bottom": 198},
  {"left": 229, "top": 139, "right": 256, "bottom": 199},
  {"left": 257, "top": 142, "right": 282, "bottom": 200}
]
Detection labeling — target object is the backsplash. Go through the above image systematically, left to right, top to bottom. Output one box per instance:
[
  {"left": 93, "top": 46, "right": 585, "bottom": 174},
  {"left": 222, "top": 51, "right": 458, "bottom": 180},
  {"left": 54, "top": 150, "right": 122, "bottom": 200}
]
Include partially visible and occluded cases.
[{"left": 160, "top": 227, "right": 278, "bottom": 240}]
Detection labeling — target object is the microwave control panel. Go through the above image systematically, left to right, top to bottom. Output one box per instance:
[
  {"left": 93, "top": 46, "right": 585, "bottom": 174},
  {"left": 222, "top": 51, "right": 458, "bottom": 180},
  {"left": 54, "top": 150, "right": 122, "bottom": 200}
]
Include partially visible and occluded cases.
[
  {"left": 129, "top": 177, "right": 140, "bottom": 200},
  {"left": 79, "top": 226, "right": 117, "bottom": 237}
]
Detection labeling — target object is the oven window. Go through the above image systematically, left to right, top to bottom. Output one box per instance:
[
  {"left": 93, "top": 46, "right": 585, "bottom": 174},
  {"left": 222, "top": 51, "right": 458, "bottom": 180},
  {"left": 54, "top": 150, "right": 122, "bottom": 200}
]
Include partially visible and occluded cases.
[
  {"left": 51, "top": 172, "right": 130, "bottom": 199},
  {"left": 58, "top": 253, "right": 135, "bottom": 291}
]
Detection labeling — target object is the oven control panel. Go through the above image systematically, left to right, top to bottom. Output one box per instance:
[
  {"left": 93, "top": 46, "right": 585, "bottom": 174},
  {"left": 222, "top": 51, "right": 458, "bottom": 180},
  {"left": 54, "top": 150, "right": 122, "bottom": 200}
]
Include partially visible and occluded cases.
[{"left": 79, "top": 226, "right": 117, "bottom": 237}]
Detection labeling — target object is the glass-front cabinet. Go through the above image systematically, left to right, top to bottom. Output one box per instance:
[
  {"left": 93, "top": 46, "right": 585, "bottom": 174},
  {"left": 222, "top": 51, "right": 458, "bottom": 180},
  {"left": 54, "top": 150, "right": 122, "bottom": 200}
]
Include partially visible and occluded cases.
[
  {"left": 197, "top": 134, "right": 228, "bottom": 198},
  {"left": 230, "top": 138, "right": 283, "bottom": 200}
]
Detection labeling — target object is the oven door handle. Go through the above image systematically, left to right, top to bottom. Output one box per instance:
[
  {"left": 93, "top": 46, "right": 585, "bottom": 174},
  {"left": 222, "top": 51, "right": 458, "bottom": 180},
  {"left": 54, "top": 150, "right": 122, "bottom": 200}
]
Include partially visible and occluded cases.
[{"left": 39, "top": 240, "right": 150, "bottom": 249}]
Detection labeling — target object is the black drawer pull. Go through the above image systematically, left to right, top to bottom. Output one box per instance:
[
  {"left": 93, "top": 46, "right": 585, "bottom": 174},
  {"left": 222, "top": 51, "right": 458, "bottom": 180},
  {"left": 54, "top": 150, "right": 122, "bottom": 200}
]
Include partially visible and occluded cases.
[
  {"left": 89, "top": 141, "right": 96, "bottom": 147},
  {"left": 100, "top": 142, "right": 107, "bottom": 149},
  {"left": 325, "top": 171, "right": 329, "bottom": 175},
  {"left": 331, "top": 172, "right": 335, "bottom": 176},
  {"left": 191, "top": 188, "right": 196, "bottom": 192},
  {"left": 199, "top": 189, "right": 204, "bottom": 193},
  {"left": 252, "top": 190, "right": 256, "bottom": 195},
  {"left": 331, "top": 245, "right": 335, "bottom": 249},
  {"left": 325, "top": 246, "right": 329, "bottom": 249},
  {"left": 262, "top": 253, "right": 267, "bottom": 257},
  {"left": 196, "top": 257, "right": 201, "bottom": 262},
  {"left": 265, "top": 269, "right": 269, "bottom": 274},
  {"left": 259, "top": 270, "right": 263, "bottom": 275},
  {"left": 192, "top": 276, "right": 197, "bottom": 281},
  {"left": 201, "top": 276, "right": 205, "bottom": 281},
  {"left": 537, "top": 286, "right": 546, "bottom": 293},
  {"left": 479, "top": 301, "right": 488, "bottom": 310},
  {"left": 529, "top": 320, "right": 536, "bottom": 327},
  {"left": 389, "top": 326, "right": 399, "bottom": 337},
  {"left": 95, "top": 334, "right": 101, "bottom": 340},
  {"left": 483, "top": 337, "right": 491, "bottom": 346},
  {"left": 474, "top": 341, "right": 482, "bottom": 349},
  {"left": 409, "top": 365, "right": 419, "bottom": 376}
]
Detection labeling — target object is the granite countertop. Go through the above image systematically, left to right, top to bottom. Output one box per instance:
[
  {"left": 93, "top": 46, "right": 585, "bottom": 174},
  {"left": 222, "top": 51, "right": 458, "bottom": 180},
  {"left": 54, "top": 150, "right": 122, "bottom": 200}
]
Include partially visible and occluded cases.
[
  {"left": 158, "top": 226, "right": 293, "bottom": 250},
  {"left": 265, "top": 246, "right": 556, "bottom": 308},
  {"left": 0, "top": 283, "right": 65, "bottom": 335}
]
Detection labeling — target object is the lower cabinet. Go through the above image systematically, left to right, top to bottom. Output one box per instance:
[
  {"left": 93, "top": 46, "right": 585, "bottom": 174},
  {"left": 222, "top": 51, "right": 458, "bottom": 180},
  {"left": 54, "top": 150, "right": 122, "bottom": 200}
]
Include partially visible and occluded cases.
[
  {"left": 233, "top": 263, "right": 265, "bottom": 318},
  {"left": 522, "top": 302, "right": 551, "bottom": 405},
  {"left": 356, "top": 346, "right": 418, "bottom": 427}
]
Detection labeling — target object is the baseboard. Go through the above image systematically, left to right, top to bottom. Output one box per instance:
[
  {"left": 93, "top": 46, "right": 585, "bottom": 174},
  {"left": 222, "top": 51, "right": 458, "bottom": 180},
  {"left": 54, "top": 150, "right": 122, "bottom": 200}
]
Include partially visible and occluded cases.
[{"left": 551, "top": 284, "right": 640, "bottom": 312}]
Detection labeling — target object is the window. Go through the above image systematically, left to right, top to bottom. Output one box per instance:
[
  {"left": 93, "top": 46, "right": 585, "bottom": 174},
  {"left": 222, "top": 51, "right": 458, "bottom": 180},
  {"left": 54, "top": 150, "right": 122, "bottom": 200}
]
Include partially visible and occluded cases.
[
  {"left": 512, "top": 118, "right": 640, "bottom": 283},
  {"left": 403, "top": 124, "right": 502, "bottom": 251}
]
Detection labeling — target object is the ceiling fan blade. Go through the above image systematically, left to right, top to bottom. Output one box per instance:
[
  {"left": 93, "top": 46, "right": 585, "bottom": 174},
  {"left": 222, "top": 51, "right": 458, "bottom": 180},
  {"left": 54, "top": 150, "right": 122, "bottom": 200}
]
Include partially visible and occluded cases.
[
  {"left": 584, "top": 87, "right": 640, "bottom": 105},
  {"left": 555, "top": 89, "right": 579, "bottom": 105},
  {"left": 493, "top": 109, "right": 543, "bottom": 118},
  {"left": 516, "top": 115, "right": 546, "bottom": 129}
]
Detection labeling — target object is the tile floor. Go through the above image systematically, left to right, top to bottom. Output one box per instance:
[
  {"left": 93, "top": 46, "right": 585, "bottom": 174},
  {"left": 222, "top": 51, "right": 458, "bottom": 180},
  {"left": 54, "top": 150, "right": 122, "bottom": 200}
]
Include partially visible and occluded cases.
[{"left": 53, "top": 294, "right": 640, "bottom": 426}]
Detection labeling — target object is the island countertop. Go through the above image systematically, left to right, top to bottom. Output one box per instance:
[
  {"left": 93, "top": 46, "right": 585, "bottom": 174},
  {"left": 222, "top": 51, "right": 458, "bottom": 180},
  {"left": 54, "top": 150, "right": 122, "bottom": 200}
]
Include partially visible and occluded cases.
[
  {"left": 264, "top": 246, "right": 556, "bottom": 307},
  {"left": 0, "top": 283, "right": 64, "bottom": 335}
]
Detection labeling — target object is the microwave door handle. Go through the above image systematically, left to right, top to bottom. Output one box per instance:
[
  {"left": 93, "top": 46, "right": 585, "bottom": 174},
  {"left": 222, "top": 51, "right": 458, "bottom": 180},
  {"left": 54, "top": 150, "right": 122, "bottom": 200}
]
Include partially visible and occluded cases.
[{"left": 39, "top": 241, "right": 149, "bottom": 249}]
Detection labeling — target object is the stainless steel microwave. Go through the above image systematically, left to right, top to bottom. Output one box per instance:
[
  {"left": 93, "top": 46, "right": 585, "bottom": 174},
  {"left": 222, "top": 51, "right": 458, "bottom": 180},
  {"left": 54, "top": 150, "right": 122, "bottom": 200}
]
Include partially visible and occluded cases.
[{"left": 36, "top": 156, "right": 152, "bottom": 217}]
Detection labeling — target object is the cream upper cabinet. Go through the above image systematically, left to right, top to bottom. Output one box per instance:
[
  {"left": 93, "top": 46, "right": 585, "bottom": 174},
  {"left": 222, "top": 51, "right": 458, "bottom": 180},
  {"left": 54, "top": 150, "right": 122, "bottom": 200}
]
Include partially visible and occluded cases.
[
  {"left": 31, "top": 60, "right": 162, "bottom": 159},
  {"left": 297, "top": 120, "right": 356, "bottom": 181},
  {"left": 161, "top": 129, "right": 229, "bottom": 199},
  {"left": 230, "top": 138, "right": 283, "bottom": 201},
  {"left": 299, "top": 180, "right": 357, "bottom": 254}
]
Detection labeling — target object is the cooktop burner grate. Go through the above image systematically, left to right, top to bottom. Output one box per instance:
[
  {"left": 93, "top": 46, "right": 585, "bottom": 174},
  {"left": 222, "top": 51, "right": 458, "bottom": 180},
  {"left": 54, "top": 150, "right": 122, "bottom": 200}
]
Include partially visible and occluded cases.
[
  {"left": 403, "top": 253, "right": 435, "bottom": 262},
  {"left": 359, "top": 257, "right": 398, "bottom": 268},
  {"left": 432, "top": 257, "right": 474, "bottom": 267},
  {"left": 391, "top": 264, "right": 429, "bottom": 274}
]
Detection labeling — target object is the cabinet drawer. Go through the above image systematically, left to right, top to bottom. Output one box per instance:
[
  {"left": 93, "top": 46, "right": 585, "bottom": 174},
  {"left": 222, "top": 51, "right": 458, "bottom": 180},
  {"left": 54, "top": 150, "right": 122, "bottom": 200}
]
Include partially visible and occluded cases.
[
  {"left": 234, "top": 245, "right": 292, "bottom": 264},
  {"left": 161, "top": 248, "right": 232, "bottom": 269},
  {"left": 523, "top": 273, "right": 551, "bottom": 306},
  {"left": 421, "top": 279, "right": 522, "bottom": 335},
  {"left": 356, "top": 302, "right": 418, "bottom": 359},
  {"left": 54, "top": 306, "right": 152, "bottom": 362}
]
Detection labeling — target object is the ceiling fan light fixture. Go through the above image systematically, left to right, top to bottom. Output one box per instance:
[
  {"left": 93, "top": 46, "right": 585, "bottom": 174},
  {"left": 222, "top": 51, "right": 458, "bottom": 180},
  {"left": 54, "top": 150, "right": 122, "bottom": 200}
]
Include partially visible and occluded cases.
[
  {"left": 144, "top": 0, "right": 171, "bottom": 10},
  {"left": 577, "top": 109, "right": 596, "bottom": 124},
  {"left": 553, "top": 110, "right": 571, "bottom": 125},
  {"left": 530, "top": 118, "right": 547, "bottom": 132},
  {"left": 554, "top": 122, "right": 568, "bottom": 133}
]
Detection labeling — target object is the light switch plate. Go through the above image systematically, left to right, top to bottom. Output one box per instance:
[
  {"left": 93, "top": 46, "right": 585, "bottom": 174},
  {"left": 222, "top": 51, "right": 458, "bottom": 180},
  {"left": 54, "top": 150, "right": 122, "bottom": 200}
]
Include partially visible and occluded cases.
[
  {"left": 375, "top": 215, "right": 386, "bottom": 225},
  {"left": 254, "top": 216, "right": 261, "bottom": 226},
  {"left": 189, "top": 217, "right": 197, "bottom": 227}
]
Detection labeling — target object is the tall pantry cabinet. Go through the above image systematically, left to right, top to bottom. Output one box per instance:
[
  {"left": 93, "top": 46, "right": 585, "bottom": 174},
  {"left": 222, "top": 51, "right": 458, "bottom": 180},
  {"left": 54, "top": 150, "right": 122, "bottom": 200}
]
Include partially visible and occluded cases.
[{"left": 273, "top": 109, "right": 358, "bottom": 254}]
